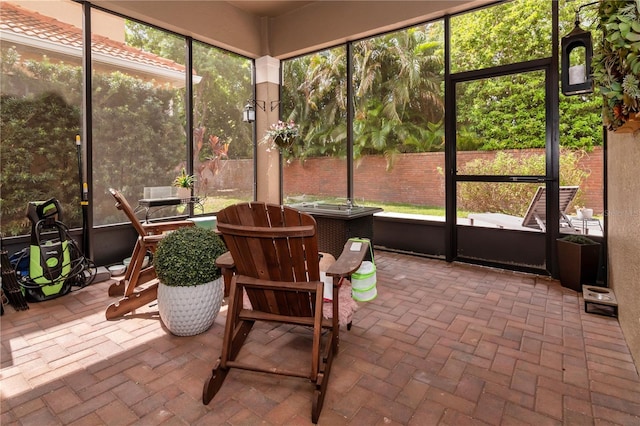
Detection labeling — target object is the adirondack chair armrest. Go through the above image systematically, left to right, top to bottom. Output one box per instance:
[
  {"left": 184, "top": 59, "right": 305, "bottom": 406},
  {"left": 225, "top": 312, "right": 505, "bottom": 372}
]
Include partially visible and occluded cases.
[
  {"left": 141, "top": 219, "right": 194, "bottom": 235},
  {"left": 141, "top": 234, "right": 165, "bottom": 245},
  {"left": 326, "top": 240, "right": 369, "bottom": 278},
  {"left": 215, "top": 251, "right": 235, "bottom": 269},
  {"left": 215, "top": 251, "right": 235, "bottom": 297}
]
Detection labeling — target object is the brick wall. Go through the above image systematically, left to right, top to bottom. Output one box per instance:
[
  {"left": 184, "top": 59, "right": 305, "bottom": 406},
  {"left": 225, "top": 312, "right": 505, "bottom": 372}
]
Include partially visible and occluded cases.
[
  {"left": 211, "top": 148, "right": 604, "bottom": 213},
  {"left": 577, "top": 148, "right": 604, "bottom": 212},
  {"left": 199, "top": 158, "right": 253, "bottom": 196}
]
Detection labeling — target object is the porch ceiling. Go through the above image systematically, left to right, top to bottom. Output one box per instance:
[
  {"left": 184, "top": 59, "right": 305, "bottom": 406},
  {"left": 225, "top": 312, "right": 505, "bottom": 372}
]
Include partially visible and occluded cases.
[
  {"left": 91, "top": 0, "right": 494, "bottom": 59},
  {"left": 225, "top": 0, "right": 316, "bottom": 18}
]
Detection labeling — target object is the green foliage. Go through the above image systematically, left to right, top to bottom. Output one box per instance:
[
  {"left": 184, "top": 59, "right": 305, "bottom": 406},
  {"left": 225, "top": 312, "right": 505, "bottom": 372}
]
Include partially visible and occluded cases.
[
  {"left": 282, "top": 0, "right": 603, "bottom": 161},
  {"left": 450, "top": 0, "right": 552, "bottom": 71},
  {"left": 452, "top": 0, "right": 601, "bottom": 151},
  {"left": 453, "top": 0, "right": 601, "bottom": 151},
  {"left": 592, "top": 0, "right": 640, "bottom": 130},
  {"left": 125, "top": 22, "right": 253, "bottom": 206},
  {"left": 125, "top": 22, "right": 254, "bottom": 160},
  {"left": 282, "top": 24, "right": 445, "bottom": 166},
  {"left": 352, "top": 25, "right": 445, "bottom": 163},
  {"left": 190, "top": 42, "right": 253, "bottom": 159},
  {"left": 0, "top": 46, "right": 190, "bottom": 232},
  {"left": 282, "top": 46, "right": 348, "bottom": 161},
  {"left": 1, "top": 53, "right": 83, "bottom": 236},
  {"left": 90, "top": 70, "right": 185, "bottom": 225},
  {"left": 457, "top": 72, "right": 548, "bottom": 151},
  {"left": 559, "top": 93, "right": 603, "bottom": 150},
  {"left": 403, "top": 122, "right": 445, "bottom": 152},
  {"left": 457, "top": 150, "right": 589, "bottom": 216},
  {"left": 173, "top": 168, "right": 196, "bottom": 189},
  {"left": 154, "top": 226, "right": 227, "bottom": 287},
  {"left": 559, "top": 234, "right": 598, "bottom": 245}
]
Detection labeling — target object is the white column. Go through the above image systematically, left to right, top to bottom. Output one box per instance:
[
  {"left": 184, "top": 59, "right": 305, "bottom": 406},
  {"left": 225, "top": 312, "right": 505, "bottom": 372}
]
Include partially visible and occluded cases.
[{"left": 255, "top": 56, "right": 281, "bottom": 204}]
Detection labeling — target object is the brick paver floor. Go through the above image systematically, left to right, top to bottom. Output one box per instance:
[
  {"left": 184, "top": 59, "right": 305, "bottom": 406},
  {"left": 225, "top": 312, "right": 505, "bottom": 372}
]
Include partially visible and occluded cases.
[{"left": 2, "top": 250, "right": 639, "bottom": 425}]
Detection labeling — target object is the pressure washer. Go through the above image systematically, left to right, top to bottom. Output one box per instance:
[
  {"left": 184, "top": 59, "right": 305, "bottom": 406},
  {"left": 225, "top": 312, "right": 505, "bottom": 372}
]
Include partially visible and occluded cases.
[{"left": 11, "top": 198, "right": 95, "bottom": 302}]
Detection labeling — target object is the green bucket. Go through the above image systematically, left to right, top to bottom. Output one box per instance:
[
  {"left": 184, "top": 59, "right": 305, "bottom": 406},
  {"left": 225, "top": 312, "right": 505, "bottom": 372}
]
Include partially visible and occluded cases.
[{"left": 351, "top": 260, "right": 377, "bottom": 302}]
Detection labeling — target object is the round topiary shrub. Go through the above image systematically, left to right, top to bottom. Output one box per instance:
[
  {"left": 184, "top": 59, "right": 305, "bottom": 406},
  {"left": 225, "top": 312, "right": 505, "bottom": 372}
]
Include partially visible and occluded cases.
[{"left": 154, "top": 226, "right": 227, "bottom": 287}]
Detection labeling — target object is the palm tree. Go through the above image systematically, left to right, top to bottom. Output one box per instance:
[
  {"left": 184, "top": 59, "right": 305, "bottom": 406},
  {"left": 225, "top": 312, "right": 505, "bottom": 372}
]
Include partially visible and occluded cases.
[
  {"left": 282, "top": 23, "right": 445, "bottom": 166},
  {"left": 282, "top": 47, "right": 348, "bottom": 159}
]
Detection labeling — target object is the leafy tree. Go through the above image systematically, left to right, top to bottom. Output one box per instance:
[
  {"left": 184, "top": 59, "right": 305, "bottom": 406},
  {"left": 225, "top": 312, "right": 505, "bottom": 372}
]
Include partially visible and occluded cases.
[
  {"left": 283, "top": 0, "right": 602, "bottom": 158},
  {"left": 450, "top": 0, "right": 553, "bottom": 72},
  {"left": 452, "top": 0, "right": 602, "bottom": 151},
  {"left": 125, "top": 22, "right": 254, "bottom": 162},
  {"left": 125, "top": 22, "right": 253, "bottom": 204},
  {"left": 283, "top": 24, "right": 445, "bottom": 166},
  {"left": 353, "top": 24, "right": 445, "bottom": 163},
  {"left": 191, "top": 41, "right": 254, "bottom": 160},
  {"left": 282, "top": 47, "right": 348, "bottom": 160}
]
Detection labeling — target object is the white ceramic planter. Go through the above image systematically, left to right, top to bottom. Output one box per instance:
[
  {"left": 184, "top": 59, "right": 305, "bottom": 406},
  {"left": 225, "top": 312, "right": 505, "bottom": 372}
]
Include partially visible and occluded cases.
[{"left": 157, "top": 277, "right": 224, "bottom": 336}]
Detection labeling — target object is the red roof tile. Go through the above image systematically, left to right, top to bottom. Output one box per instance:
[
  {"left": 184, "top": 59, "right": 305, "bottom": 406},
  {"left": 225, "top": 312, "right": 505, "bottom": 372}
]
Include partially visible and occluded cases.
[{"left": 1, "top": 2, "right": 186, "bottom": 74}]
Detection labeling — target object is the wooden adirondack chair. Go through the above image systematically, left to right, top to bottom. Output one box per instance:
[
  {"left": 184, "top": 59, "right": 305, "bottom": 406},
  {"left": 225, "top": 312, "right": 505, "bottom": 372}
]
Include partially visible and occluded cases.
[
  {"left": 105, "top": 188, "right": 194, "bottom": 320},
  {"left": 202, "top": 202, "right": 368, "bottom": 423}
]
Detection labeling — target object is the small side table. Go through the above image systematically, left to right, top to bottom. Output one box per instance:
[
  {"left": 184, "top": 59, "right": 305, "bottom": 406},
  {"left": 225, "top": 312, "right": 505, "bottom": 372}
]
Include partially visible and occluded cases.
[
  {"left": 137, "top": 197, "right": 202, "bottom": 221},
  {"left": 291, "top": 204, "right": 382, "bottom": 260},
  {"left": 571, "top": 217, "right": 602, "bottom": 235}
]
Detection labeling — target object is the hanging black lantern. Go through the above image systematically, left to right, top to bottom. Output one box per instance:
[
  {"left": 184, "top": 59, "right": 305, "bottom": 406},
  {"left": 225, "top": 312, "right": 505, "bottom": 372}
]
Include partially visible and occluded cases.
[
  {"left": 561, "top": 12, "right": 593, "bottom": 96},
  {"left": 241, "top": 99, "right": 265, "bottom": 123},
  {"left": 242, "top": 102, "right": 256, "bottom": 123}
]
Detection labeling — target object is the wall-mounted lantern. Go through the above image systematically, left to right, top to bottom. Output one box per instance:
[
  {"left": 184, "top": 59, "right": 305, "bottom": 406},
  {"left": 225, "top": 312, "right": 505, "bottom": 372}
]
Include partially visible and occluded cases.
[
  {"left": 241, "top": 99, "right": 282, "bottom": 123},
  {"left": 242, "top": 99, "right": 266, "bottom": 123},
  {"left": 242, "top": 102, "right": 256, "bottom": 123}
]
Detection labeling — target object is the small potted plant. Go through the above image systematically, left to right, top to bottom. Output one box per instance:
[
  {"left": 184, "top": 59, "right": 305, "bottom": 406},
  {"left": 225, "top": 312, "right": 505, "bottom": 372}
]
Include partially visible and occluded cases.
[
  {"left": 173, "top": 167, "right": 195, "bottom": 199},
  {"left": 154, "top": 226, "right": 228, "bottom": 336},
  {"left": 557, "top": 234, "right": 601, "bottom": 292}
]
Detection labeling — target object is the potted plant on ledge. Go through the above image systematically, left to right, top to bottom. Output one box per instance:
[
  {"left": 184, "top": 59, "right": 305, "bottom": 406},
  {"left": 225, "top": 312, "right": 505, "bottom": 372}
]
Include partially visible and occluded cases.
[
  {"left": 173, "top": 167, "right": 195, "bottom": 200},
  {"left": 154, "top": 226, "right": 228, "bottom": 336},
  {"left": 557, "top": 234, "right": 601, "bottom": 292}
]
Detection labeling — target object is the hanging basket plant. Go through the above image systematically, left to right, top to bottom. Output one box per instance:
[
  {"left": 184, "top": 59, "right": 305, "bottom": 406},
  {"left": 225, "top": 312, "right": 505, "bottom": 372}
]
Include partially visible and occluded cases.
[
  {"left": 591, "top": 0, "right": 640, "bottom": 132},
  {"left": 262, "top": 120, "right": 300, "bottom": 154}
]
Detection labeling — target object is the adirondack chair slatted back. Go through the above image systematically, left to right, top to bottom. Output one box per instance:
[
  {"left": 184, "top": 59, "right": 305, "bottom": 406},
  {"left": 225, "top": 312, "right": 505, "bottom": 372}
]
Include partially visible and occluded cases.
[
  {"left": 105, "top": 188, "right": 195, "bottom": 320},
  {"left": 111, "top": 188, "right": 147, "bottom": 237},
  {"left": 216, "top": 202, "right": 321, "bottom": 316}
]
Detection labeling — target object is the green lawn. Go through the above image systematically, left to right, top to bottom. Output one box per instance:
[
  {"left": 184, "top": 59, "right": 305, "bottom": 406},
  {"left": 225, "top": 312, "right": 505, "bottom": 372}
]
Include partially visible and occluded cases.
[
  {"left": 192, "top": 195, "right": 474, "bottom": 218},
  {"left": 285, "top": 195, "right": 473, "bottom": 217}
]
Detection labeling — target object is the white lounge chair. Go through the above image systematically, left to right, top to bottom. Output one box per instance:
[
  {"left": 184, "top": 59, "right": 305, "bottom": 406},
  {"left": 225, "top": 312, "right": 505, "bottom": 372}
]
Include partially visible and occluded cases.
[{"left": 468, "top": 186, "right": 579, "bottom": 232}]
